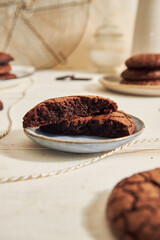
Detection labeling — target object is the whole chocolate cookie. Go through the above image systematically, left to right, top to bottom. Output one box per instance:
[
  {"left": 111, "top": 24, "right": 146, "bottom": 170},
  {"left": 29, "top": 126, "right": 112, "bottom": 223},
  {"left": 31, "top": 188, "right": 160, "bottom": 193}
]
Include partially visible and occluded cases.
[
  {"left": 0, "top": 52, "right": 14, "bottom": 64},
  {"left": 126, "top": 54, "right": 160, "bottom": 69},
  {"left": 0, "top": 63, "right": 11, "bottom": 75},
  {"left": 121, "top": 69, "right": 160, "bottom": 80},
  {"left": 0, "top": 73, "right": 17, "bottom": 80},
  {"left": 121, "top": 79, "right": 160, "bottom": 85},
  {"left": 23, "top": 96, "right": 118, "bottom": 128},
  {"left": 0, "top": 100, "right": 3, "bottom": 110},
  {"left": 40, "top": 111, "right": 135, "bottom": 138},
  {"left": 107, "top": 168, "right": 160, "bottom": 240}
]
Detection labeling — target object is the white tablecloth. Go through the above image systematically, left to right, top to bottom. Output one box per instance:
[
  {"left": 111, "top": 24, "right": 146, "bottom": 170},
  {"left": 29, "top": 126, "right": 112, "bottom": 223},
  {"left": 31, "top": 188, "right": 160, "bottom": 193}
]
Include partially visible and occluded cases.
[{"left": 0, "top": 70, "right": 160, "bottom": 240}]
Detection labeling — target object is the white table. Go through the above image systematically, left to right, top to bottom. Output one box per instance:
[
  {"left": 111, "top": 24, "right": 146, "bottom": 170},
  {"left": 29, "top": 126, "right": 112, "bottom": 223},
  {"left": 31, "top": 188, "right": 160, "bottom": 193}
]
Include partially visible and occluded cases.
[{"left": 0, "top": 70, "right": 160, "bottom": 240}]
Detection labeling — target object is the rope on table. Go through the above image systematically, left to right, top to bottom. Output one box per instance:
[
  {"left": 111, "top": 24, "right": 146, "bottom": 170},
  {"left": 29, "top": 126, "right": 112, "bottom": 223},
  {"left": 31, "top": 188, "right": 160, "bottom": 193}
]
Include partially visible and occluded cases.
[
  {"left": 0, "top": 78, "right": 33, "bottom": 140},
  {"left": 0, "top": 137, "right": 159, "bottom": 183}
]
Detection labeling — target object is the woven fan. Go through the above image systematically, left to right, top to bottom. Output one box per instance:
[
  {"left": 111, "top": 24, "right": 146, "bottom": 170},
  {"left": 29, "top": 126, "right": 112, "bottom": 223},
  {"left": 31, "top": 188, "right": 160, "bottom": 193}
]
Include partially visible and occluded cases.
[{"left": 0, "top": 0, "right": 90, "bottom": 69}]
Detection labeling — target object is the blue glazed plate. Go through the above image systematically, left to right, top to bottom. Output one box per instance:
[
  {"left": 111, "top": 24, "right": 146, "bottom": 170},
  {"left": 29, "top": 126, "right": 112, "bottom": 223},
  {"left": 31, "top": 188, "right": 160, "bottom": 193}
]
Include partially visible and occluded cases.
[{"left": 24, "top": 115, "right": 145, "bottom": 153}]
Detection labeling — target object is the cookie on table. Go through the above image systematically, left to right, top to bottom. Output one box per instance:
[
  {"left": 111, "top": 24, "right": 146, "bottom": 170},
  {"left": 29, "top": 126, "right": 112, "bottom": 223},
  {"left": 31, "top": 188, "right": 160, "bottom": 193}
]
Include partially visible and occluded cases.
[
  {"left": 0, "top": 52, "right": 14, "bottom": 64},
  {"left": 126, "top": 53, "right": 160, "bottom": 69},
  {"left": 121, "top": 69, "right": 160, "bottom": 81},
  {"left": 0, "top": 73, "right": 17, "bottom": 80},
  {"left": 121, "top": 79, "right": 160, "bottom": 85},
  {"left": 23, "top": 96, "right": 118, "bottom": 128},
  {"left": 0, "top": 100, "right": 3, "bottom": 110},
  {"left": 40, "top": 111, "right": 135, "bottom": 138},
  {"left": 107, "top": 168, "right": 160, "bottom": 240}
]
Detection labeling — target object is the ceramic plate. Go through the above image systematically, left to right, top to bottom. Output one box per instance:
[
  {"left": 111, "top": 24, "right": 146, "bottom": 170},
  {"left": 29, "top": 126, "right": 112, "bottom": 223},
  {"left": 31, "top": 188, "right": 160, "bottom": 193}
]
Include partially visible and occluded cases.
[
  {"left": 0, "top": 65, "right": 35, "bottom": 89},
  {"left": 99, "top": 76, "right": 160, "bottom": 96},
  {"left": 24, "top": 115, "right": 145, "bottom": 153}
]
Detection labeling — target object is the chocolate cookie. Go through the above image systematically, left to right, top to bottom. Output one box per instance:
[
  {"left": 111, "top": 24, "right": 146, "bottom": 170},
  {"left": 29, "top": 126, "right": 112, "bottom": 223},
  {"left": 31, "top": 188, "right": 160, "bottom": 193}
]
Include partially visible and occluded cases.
[
  {"left": 0, "top": 52, "right": 14, "bottom": 64},
  {"left": 126, "top": 54, "right": 160, "bottom": 69},
  {"left": 0, "top": 63, "right": 11, "bottom": 75},
  {"left": 121, "top": 69, "right": 160, "bottom": 80},
  {"left": 0, "top": 73, "right": 17, "bottom": 80},
  {"left": 121, "top": 79, "right": 160, "bottom": 85},
  {"left": 23, "top": 96, "right": 118, "bottom": 128},
  {"left": 0, "top": 100, "right": 3, "bottom": 110},
  {"left": 40, "top": 111, "right": 135, "bottom": 138},
  {"left": 107, "top": 168, "right": 160, "bottom": 240}
]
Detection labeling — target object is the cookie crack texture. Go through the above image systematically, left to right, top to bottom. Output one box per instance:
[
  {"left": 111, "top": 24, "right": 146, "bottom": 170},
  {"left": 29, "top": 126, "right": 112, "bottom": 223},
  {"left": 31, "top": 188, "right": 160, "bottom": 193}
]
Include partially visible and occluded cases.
[{"left": 107, "top": 168, "right": 160, "bottom": 240}]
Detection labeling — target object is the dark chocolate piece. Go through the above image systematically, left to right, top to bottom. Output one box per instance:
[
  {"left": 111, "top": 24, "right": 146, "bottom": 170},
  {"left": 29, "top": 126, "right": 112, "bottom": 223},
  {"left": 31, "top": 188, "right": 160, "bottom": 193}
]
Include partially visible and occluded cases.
[{"left": 56, "top": 75, "right": 91, "bottom": 81}]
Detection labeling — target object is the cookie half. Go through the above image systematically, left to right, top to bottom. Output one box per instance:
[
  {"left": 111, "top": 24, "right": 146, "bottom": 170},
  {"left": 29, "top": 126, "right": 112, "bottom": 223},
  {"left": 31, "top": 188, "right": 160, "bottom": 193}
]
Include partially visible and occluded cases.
[
  {"left": 126, "top": 54, "right": 160, "bottom": 69},
  {"left": 121, "top": 69, "right": 160, "bottom": 80},
  {"left": 0, "top": 73, "right": 17, "bottom": 80},
  {"left": 23, "top": 96, "right": 118, "bottom": 128},
  {"left": 40, "top": 111, "right": 135, "bottom": 138},
  {"left": 107, "top": 168, "right": 160, "bottom": 240}
]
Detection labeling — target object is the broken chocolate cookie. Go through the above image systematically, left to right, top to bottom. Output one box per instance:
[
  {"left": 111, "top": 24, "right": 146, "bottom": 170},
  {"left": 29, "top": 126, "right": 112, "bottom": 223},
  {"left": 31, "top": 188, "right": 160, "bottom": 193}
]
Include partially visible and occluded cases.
[
  {"left": 23, "top": 96, "right": 118, "bottom": 128},
  {"left": 40, "top": 111, "right": 135, "bottom": 138}
]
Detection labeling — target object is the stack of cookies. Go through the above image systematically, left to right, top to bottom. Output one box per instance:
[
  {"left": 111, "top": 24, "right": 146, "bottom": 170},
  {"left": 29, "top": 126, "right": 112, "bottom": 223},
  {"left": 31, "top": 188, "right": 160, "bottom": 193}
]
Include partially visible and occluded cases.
[
  {"left": 0, "top": 52, "right": 16, "bottom": 80},
  {"left": 121, "top": 53, "right": 160, "bottom": 85},
  {"left": 23, "top": 95, "right": 135, "bottom": 138}
]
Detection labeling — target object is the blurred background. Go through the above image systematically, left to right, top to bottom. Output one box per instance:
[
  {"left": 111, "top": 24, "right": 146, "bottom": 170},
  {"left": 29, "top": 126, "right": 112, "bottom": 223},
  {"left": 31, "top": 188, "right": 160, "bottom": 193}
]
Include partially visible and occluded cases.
[
  {"left": 0, "top": 0, "right": 138, "bottom": 72},
  {"left": 58, "top": 0, "right": 138, "bottom": 72}
]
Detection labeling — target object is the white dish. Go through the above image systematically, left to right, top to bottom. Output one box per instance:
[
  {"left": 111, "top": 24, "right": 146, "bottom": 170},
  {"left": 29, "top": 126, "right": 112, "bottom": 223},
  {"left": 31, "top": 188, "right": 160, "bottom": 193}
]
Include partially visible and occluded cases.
[
  {"left": 0, "top": 65, "right": 35, "bottom": 89},
  {"left": 99, "top": 76, "right": 160, "bottom": 96},
  {"left": 24, "top": 115, "right": 145, "bottom": 153}
]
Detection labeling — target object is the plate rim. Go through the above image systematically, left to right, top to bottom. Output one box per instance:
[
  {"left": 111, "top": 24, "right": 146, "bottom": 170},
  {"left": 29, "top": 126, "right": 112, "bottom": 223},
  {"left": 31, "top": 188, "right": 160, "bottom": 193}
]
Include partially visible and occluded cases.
[
  {"left": 99, "top": 76, "right": 160, "bottom": 90},
  {"left": 24, "top": 115, "right": 145, "bottom": 144}
]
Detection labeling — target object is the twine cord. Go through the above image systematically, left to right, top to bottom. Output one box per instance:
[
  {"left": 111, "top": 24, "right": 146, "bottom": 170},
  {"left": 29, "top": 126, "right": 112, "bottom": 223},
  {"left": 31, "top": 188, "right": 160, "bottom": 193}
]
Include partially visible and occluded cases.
[
  {"left": 0, "top": 79, "right": 33, "bottom": 140},
  {"left": 0, "top": 137, "right": 159, "bottom": 183}
]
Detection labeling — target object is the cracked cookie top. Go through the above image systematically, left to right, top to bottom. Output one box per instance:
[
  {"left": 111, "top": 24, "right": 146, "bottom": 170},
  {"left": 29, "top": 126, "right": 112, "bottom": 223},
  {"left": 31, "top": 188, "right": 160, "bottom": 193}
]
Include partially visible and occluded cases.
[{"left": 107, "top": 168, "right": 160, "bottom": 240}]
